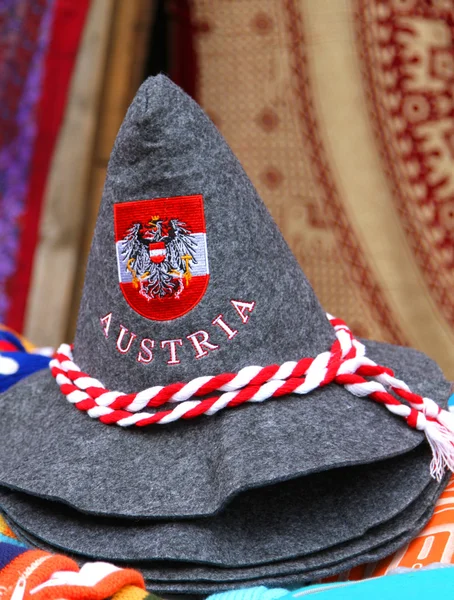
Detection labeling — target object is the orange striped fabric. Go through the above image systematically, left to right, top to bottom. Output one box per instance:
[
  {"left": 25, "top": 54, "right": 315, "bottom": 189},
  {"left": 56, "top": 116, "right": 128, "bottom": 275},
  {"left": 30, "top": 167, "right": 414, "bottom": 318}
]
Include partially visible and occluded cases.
[{"left": 0, "top": 518, "right": 145, "bottom": 600}]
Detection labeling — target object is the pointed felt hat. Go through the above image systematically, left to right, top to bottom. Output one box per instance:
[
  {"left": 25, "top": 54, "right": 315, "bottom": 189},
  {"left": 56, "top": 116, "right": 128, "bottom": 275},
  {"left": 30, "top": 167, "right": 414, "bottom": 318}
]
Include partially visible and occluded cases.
[{"left": 0, "top": 75, "right": 452, "bottom": 522}]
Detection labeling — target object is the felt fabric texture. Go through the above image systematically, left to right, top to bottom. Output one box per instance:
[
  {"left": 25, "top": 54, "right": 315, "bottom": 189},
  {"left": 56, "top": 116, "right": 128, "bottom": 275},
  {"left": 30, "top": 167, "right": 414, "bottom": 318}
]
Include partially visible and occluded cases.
[
  {"left": 75, "top": 74, "right": 334, "bottom": 388},
  {"left": 0, "top": 75, "right": 450, "bottom": 521},
  {"left": 0, "top": 339, "right": 449, "bottom": 520},
  {"left": 0, "top": 444, "right": 441, "bottom": 567},
  {"left": 0, "top": 471, "right": 445, "bottom": 593},
  {"left": 0, "top": 474, "right": 441, "bottom": 581},
  {"left": 343, "top": 475, "right": 454, "bottom": 579},
  {"left": 2, "top": 507, "right": 434, "bottom": 594},
  {"left": 1, "top": 516, "right": 431, "bottom": 585},
  {"left": 138, "top": 522, "right": 434, "bottom": 593}
]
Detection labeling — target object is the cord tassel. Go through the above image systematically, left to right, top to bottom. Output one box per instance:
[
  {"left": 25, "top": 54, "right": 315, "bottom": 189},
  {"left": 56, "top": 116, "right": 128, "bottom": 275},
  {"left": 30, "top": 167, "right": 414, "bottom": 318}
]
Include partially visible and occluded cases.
[
  {"left": 435, "top": 408, "right": 454, "bottom": 436},
  {"left": 422, "top": 418, "right": 454, "bottom": 481}
]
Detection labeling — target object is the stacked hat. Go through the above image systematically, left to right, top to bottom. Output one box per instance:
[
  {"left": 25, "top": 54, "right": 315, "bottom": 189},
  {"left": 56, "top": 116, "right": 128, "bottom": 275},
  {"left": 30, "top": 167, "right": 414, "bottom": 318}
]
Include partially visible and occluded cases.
[{"left": 0, "top": 76, "right": 452, "bottom": 594}]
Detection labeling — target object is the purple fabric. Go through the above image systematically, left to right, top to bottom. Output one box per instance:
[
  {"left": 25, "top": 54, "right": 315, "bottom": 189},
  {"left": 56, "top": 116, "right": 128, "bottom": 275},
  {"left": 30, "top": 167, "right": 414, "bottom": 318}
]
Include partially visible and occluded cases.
[{"left": 0, "top": 0, "right": 55, "bottom": 320}]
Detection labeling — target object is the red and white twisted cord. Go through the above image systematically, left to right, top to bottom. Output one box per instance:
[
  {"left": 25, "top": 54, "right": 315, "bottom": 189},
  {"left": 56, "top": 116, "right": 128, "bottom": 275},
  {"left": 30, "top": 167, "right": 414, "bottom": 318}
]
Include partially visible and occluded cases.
[{"left": 49, "top": 315, "right": 454, "bottom": 480}]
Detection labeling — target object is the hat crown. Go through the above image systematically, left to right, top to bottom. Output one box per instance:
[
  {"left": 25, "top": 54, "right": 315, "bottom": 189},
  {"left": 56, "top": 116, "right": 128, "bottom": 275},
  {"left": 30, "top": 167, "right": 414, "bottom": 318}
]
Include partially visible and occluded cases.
[{"left": 74, "top": 75, "right": 334, "bottom": 391}]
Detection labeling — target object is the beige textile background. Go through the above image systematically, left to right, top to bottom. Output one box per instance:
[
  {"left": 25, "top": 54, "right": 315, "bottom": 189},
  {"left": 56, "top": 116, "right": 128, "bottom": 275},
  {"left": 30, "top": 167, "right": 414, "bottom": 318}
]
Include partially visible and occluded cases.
[
  {"left": 24, "top": 0, "right": 155, "bottom": 346},
  {"left": 192, "top": 0, "right": 454, "bottom": 378}
]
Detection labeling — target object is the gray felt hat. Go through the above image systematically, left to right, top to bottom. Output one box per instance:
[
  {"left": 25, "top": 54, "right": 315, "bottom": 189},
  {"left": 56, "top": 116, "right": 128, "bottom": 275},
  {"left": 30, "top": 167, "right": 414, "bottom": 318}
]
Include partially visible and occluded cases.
[
  {"left": 0, "top": 75, "right": 452, "bottom": 591},
  {"left": 0, "top": 443, "right": 442, "bottom": 565},
  {"left": 0, "top": 466, "right": 445, "bottom": 593},
  {"left": 0, "top": 470, "right": 444, "bottom": 593},
  {"left": 0, "top": 503, "right": 438, "bottom": 594}
]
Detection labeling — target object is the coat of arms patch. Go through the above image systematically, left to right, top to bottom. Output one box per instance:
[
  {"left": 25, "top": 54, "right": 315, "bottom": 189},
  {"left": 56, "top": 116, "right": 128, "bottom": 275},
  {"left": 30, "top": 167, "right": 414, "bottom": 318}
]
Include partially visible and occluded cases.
[{"left": 114, "top": 195, "right": 209, "bottom": 321}]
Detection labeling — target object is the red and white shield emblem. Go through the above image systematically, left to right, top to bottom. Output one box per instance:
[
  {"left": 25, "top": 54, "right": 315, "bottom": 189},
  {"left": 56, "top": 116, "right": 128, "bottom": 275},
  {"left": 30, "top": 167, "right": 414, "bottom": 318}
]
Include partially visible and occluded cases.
[
  {"left": 114, "top": 195, "right": 209, "bottom": 321},
  {"left": 149, "top": 241, "right": 166, "bottom": 264}
]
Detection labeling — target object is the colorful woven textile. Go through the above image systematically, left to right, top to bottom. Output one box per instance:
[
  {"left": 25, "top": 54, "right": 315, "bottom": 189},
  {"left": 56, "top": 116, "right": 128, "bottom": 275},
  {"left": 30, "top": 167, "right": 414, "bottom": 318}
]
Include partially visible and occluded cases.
[
  {"left": 0, "top": 0, "right": 91, "bottom": 332},
  {"left": 192, "top": 0, "right": 454, "bottom": 379},
  {"left": 0, "top": 325, "right": 50, "bottom": 392},
  {"left": 0, "top": 527, "right": 145, "bottom": 600}
]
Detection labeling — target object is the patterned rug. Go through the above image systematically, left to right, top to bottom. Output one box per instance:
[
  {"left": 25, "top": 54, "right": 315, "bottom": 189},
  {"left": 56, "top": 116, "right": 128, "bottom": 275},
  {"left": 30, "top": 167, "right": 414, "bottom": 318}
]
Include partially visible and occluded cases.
[{"left": 192, "top": 0, "right": 454, "bottom": 379}]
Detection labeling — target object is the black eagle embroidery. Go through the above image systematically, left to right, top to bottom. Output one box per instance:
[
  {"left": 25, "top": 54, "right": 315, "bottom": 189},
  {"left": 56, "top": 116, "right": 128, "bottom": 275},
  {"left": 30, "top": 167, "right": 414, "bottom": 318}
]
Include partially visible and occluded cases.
[{"left": 120, "top": 216, "right": 197, "bottom": 300}]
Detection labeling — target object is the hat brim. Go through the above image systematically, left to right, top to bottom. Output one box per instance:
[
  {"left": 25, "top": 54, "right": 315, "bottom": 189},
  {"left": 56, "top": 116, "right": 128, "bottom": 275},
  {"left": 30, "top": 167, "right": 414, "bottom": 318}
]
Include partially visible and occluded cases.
[
  {"left": 0, "top": 339, "right": 449, "bottom": 519},
  {"left": 0, "top": 445, "right": 443, "bottom": 567},
  {"left": 0, "top": 471, "right": 442, "bottom": 576},
  {"left": 2, "top": 504, "right": 436, "bottom": 594},
  {"left": 140, "top": 508, "right": 431, "bottom": 592},
  {"left": 139, "top": 510, "right": 430, "bottom": 594}
]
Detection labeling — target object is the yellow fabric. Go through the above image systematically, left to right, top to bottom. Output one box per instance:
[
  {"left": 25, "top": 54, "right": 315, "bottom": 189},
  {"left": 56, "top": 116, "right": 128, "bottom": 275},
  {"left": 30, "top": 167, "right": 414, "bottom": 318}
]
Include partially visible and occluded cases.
[
  {"left": 192, "top": 0, "right": 454, "bottom": 378},
  {"left": 0, "top": 324, "right": 36, "bottom": 352},
  {"left": 0, "top": 514, "right": 15, "bottom": 539},
  {"left": 111, "top": 584, "right": 150, "bottom": 600}
]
